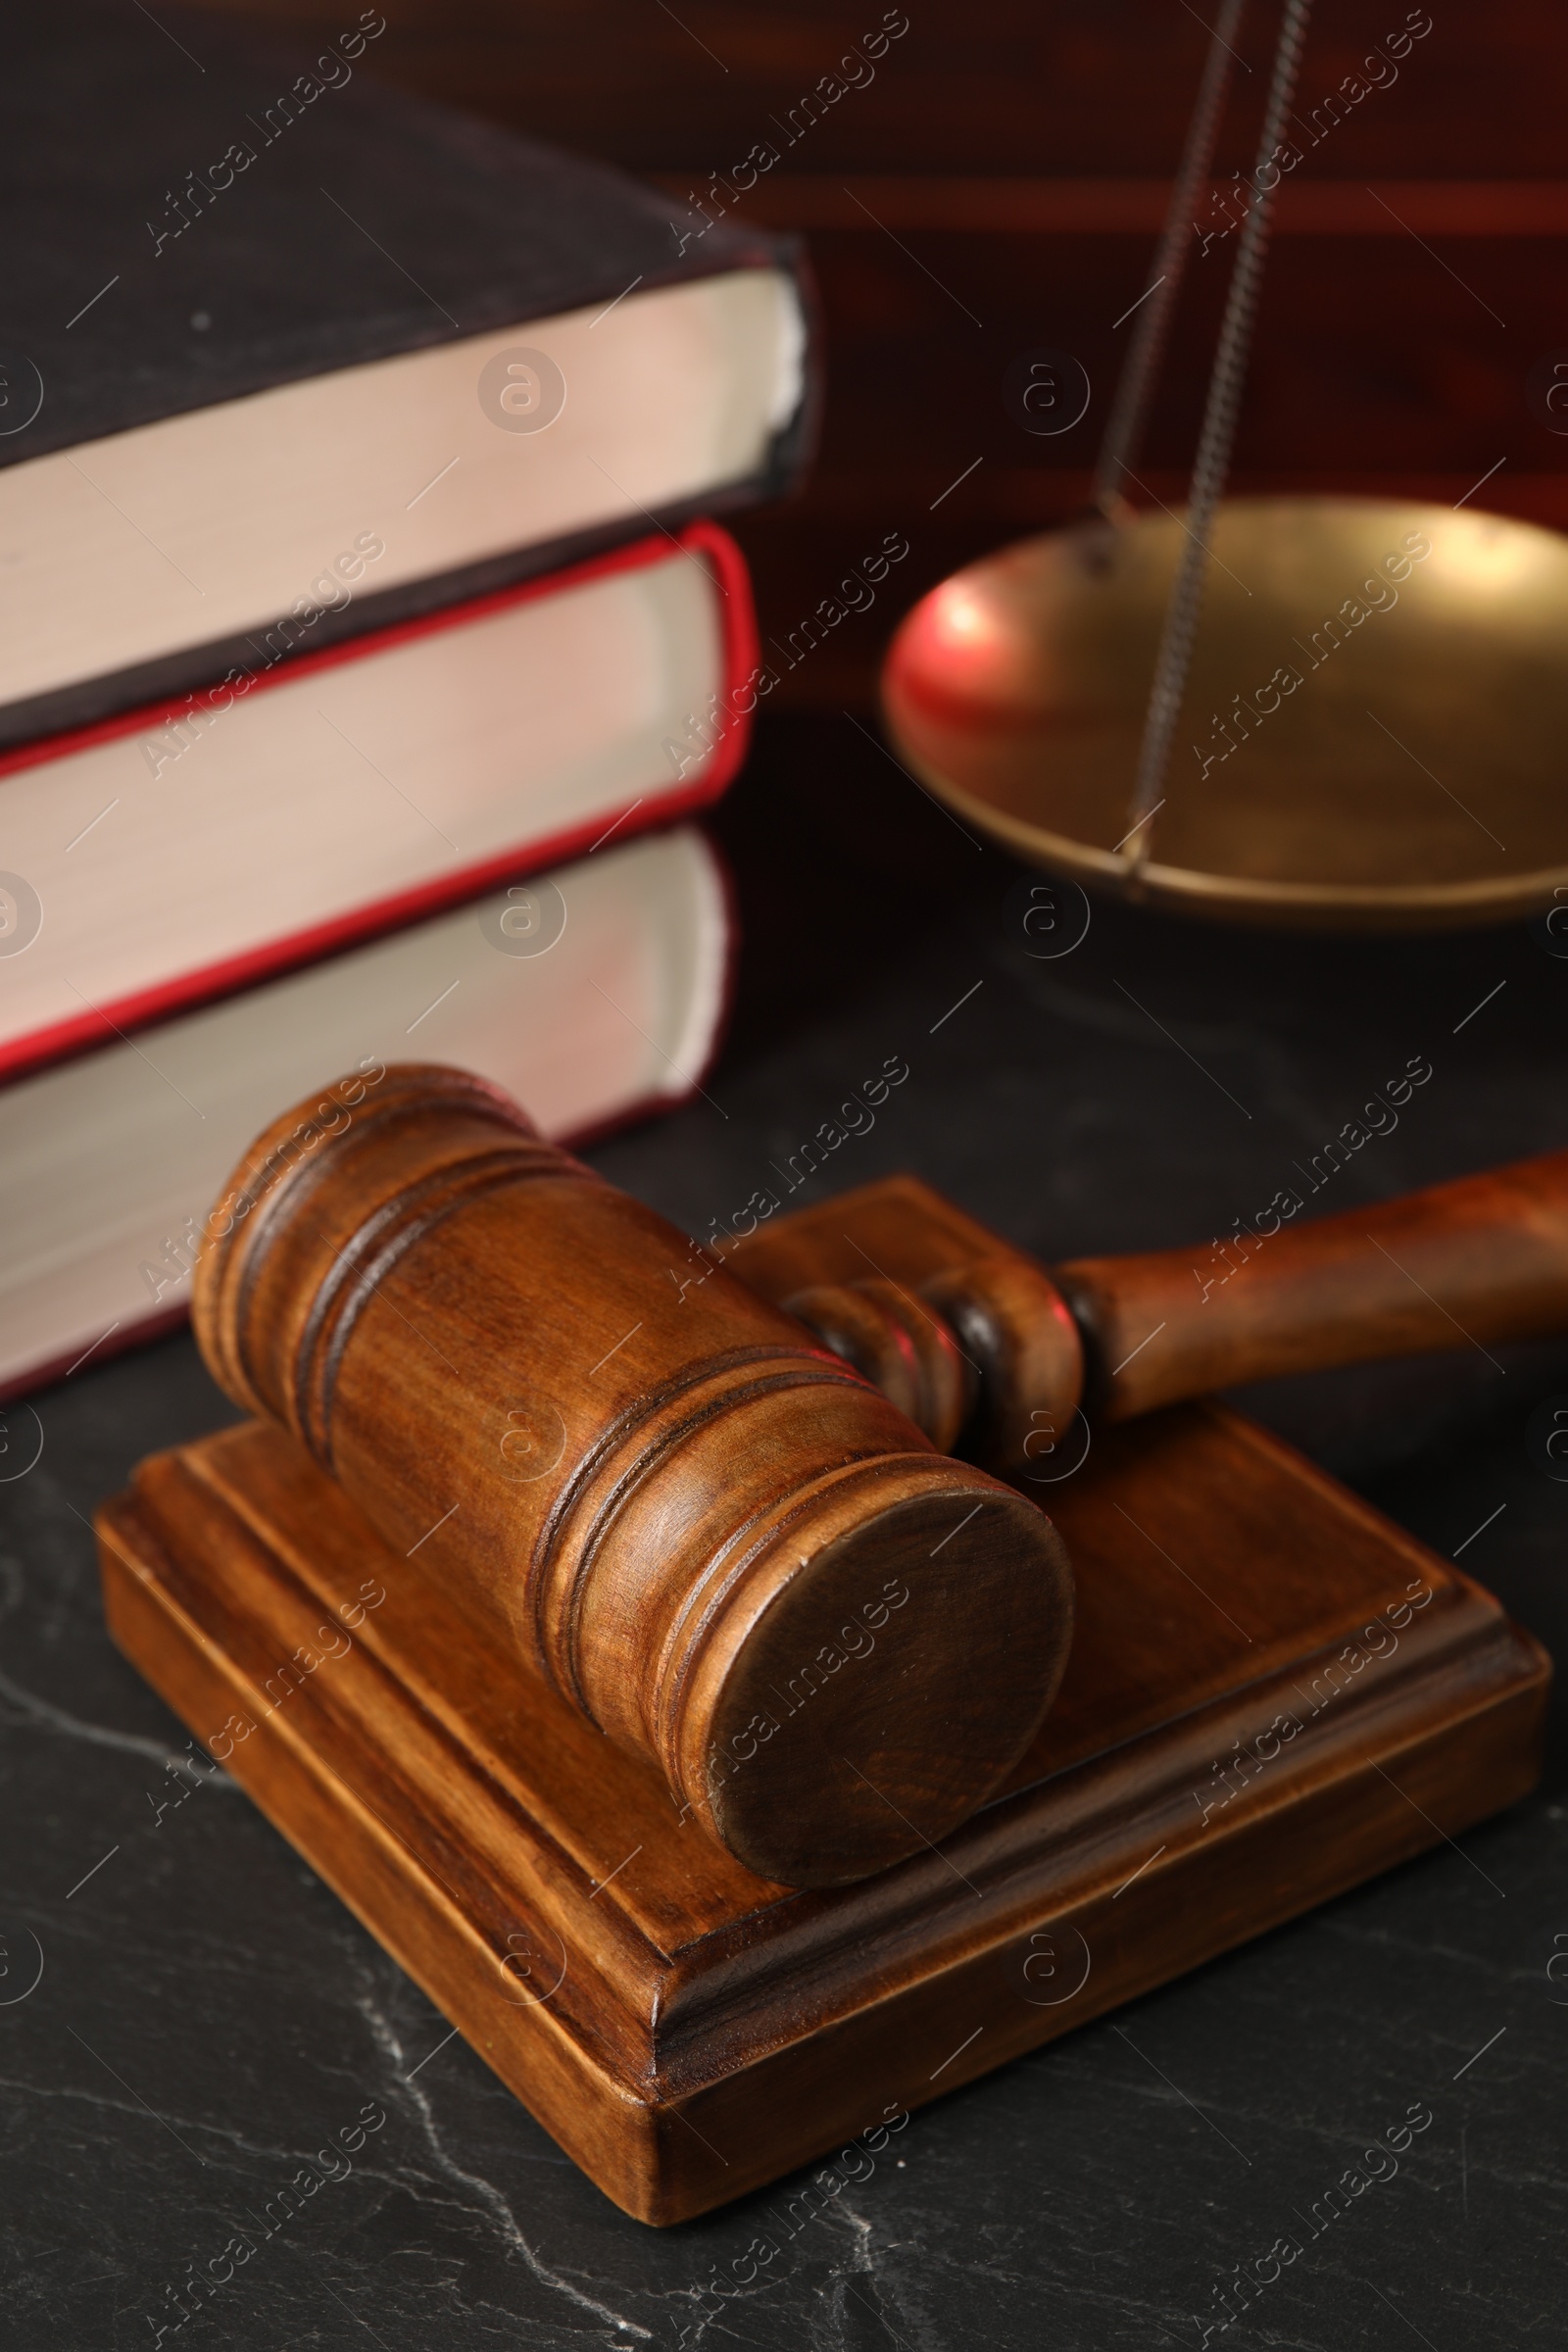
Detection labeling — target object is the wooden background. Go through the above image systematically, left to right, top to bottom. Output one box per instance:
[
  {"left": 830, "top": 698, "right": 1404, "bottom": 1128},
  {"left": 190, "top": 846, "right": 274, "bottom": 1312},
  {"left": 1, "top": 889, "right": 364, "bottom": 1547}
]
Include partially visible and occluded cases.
[{"left": 194, "top": 1, "right": 1568, "bottom": 705}]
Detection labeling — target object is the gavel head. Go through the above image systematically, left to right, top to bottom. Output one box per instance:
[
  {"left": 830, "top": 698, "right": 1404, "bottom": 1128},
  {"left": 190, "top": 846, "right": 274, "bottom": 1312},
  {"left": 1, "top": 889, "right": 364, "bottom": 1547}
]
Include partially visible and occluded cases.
[{"left": 191, "top": 1064, "right": 1073, "bottom": 1887}]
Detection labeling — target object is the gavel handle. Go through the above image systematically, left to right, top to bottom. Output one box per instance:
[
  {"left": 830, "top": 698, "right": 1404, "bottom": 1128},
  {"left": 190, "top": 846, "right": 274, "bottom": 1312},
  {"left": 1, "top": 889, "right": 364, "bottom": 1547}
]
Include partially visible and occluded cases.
[{"left": 1054, "top": 1148, "right": 1568, "bottom": 1421}]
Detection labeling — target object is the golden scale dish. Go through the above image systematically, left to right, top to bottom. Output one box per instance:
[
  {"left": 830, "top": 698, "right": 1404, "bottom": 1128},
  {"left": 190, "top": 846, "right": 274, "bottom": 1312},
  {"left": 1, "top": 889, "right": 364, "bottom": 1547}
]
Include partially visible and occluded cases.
[{"left": 880, "top": 0, "right": 1567, "bottom": 931}]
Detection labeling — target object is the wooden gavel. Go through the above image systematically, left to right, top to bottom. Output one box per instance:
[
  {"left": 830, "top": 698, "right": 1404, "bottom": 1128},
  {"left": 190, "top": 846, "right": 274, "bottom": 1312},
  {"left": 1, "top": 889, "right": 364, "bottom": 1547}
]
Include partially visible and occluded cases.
[
  {"left": 193, "top": 1064, "right": 1568, "bottom": 1888},
  {"left": 729, "top": 1145, "right": 1568, "bottom": 1461}
]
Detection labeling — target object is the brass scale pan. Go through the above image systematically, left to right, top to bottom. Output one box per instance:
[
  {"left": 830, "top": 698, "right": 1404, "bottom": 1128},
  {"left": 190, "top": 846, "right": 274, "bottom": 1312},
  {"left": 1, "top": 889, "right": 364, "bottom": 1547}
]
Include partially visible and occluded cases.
[
  {"left": 880, "top": 0, "right": 1565, "bottom": 933},
  {"left": 883, "top": 498, "right": 1568, "bottom": 931}
]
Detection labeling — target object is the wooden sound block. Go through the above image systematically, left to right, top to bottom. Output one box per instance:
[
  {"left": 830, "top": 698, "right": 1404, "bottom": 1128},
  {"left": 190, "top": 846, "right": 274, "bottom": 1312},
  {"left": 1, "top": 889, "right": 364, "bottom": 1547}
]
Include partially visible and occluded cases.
[{"left": 96, "top": 1401, "right": 1547, "bottom": 2226}]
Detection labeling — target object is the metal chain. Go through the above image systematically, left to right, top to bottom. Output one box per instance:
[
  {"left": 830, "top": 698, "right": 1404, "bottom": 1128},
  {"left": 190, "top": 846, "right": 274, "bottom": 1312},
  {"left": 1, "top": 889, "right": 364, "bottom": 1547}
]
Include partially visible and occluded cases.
[
  {"left": 1093, "top": 0, "right": 1250, "bottom": 518},
  {"left": 1121, "top": 0, "right": 1315, "bottom": 877}
]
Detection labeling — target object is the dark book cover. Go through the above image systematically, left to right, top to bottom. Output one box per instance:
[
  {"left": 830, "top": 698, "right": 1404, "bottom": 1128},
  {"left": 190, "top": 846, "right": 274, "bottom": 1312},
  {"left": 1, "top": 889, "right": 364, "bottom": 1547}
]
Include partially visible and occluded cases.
[{"left": 0, "top": 1, "right": 817, "bottom": 739}]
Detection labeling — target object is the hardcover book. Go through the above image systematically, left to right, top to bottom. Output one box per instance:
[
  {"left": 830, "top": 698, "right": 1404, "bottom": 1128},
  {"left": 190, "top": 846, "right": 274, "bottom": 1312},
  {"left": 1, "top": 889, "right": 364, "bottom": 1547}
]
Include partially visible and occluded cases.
[
  {"left": 0, "top": 1, "right": 814, "bottom": 742},
  {"left": 0, "top": 523, "right": 754, "bottom": 1086},
  {"left": 0, "top": 824, "right": 732, "bottom": 1399}
]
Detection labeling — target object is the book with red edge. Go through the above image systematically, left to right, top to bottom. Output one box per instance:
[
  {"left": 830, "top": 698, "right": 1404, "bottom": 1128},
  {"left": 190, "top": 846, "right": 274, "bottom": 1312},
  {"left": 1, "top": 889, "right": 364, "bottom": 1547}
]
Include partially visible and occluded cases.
[{"left": 0, "top": 520, "right": 757, "bottom": 1088}]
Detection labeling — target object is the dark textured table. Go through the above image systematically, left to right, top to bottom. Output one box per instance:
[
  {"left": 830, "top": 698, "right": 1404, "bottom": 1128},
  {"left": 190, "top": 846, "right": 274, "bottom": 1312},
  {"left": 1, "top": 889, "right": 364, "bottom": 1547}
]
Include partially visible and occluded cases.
[{"left": 4, "top": 714, "right": 1565, "bottom": 2351}]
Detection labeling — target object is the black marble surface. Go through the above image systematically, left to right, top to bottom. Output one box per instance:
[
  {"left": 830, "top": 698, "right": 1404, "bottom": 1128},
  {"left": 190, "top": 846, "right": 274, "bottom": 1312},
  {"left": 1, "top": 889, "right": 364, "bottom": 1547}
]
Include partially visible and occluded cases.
[{"left": 3, "top": 713, "right": 1566, "bottom": 2352}]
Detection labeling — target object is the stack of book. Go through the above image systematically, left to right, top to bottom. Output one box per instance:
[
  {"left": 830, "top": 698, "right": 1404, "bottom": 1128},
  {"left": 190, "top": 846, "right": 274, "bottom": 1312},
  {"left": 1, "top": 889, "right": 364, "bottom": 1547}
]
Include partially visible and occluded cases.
[{"left": 0, "top": 1, "right": 816, "bottom": 1396}]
